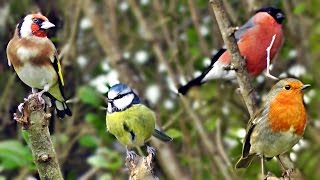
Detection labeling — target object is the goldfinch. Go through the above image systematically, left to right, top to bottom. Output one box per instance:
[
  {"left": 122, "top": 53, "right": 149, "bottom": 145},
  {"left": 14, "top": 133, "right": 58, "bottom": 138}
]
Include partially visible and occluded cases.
[
  {"left": 6, "top": 13, "right": 71, "bottom": 118},
  {"left": 106, "top": 83, "right": 172, "bottom": 158}
]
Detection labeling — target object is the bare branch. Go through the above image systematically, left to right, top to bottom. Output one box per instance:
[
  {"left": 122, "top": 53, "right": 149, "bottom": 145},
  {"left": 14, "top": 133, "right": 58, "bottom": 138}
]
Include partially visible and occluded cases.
[
  {"left": 209, "top": 0, "right": 258, "bottom": 116},
  {"left": 14, "top": 96, "right": 63, "bottom": 180}
]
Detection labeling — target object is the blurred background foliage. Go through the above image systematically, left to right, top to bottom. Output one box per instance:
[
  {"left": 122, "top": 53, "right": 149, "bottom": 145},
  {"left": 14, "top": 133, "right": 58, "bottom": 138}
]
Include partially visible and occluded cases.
[{"left": 0, "top": 0, "right": 319, "bottom": 179}]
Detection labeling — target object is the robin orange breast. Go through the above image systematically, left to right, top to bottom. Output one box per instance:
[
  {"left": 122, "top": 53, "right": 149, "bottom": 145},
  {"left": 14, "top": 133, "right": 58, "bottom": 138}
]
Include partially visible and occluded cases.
[{"left": 235, "top": 78, "right": 310, "bottom": 177}]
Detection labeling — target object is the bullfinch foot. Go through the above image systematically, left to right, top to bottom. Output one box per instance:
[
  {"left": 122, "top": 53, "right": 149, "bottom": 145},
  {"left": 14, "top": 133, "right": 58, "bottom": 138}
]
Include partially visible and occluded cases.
[{"left": 223, "top": 64, "right": 238, "bottom": 71}]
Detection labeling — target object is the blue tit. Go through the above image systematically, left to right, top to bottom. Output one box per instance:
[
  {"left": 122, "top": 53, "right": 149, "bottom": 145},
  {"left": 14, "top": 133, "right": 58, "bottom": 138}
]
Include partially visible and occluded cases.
[{"left": 106, "top": 83, "right": 172, "bottom": 158}]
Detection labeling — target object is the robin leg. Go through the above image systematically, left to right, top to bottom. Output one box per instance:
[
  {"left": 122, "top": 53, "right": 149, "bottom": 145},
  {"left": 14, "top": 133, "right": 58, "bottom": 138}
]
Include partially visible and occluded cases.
[
  {"left": 276, "top": 155, "right": 293, "bottom": 178},
  {"left": 260, "top": 156, "right": 265, "bottom": 180}
]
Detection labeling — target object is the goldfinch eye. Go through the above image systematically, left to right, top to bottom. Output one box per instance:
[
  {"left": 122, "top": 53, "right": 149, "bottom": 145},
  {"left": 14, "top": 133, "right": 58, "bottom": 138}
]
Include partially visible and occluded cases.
[
  {"left": 33, "top": 18, "right": 40, "bottom": 24},
  {"left": 284, "top": 85, "right": 291, "bottom": 90}
]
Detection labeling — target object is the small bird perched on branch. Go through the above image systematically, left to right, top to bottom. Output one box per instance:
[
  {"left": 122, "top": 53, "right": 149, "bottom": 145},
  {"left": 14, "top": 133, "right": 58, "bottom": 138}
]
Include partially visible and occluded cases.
[
  {"left": 178, "top": 7, "right": 285, "bottom": 95},
  {"left": 6, "top": 13, "right": 72, "bottom": 118},
  {"left": 235, "top": 78, "right": 310, "bottom": 177},
  {"left": 106, "top": 83, "right": 172, "bottom": 159}
]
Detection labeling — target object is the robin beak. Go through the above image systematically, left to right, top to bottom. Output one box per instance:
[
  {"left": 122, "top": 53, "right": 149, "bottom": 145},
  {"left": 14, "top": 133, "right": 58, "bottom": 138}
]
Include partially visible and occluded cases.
[{"left": 300, "top": 84, "right": 311, "bottom": 90}]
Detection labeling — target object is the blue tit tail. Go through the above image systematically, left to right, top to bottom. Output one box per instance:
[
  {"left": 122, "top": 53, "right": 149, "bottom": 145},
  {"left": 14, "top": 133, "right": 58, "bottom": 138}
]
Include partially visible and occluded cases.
[{"left": 153, "top": 129, "right": 172, "bottom": 142}]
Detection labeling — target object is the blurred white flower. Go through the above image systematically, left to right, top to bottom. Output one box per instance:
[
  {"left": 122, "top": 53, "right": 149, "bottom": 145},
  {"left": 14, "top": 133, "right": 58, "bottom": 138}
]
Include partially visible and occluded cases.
[
  {"left": 140, "top": 0, "right": 149, "bottom": 6},
  {"left": 119, "top": 1, "right": 129, "bottom": 12},
  {"left": 80, "top": 17, "right": 92, "bottom": 30},
  {"left": 200, "top": 25, "right": 209, "bottom": 36},
  {"left": 288, "top": 49, "right": 297, "bottom": 58},
  {"left": 134, "top": 50, "right": 149, "bottom": 64},
  {"left": 123, "top": 51, "right": 131, "bottom": 59},
  {"left": 77, "top": 55, "right": 88, "bottom": 68},
  {"left": 203, "top": 57, "right": 211, "bottom": 66},
  {"left": 101, "top": 59, "right": 110, "bottom": 71},
  {"left": 158, "top": 63, "right": 166, "bottom": 73},
  {"left": 288, "top": 64, "right": 306, "bottom": 77},
  {"left": 256, "top": 75, "right": 265, "bottom": 83},
  {"left": 145, "top": 84, "right": 161, "bottom": 105},
  {"left": 164, "top": 99, "right": 174, "bottom": 110},
  {"left": 222, "top": 105, "right": 230, "bottom": 115},
  {"left": 235, "top": 128, "right": 246, "bottom": 138},
  {"left": 290, "top": 152, "right": 297, "bottom": 161}
]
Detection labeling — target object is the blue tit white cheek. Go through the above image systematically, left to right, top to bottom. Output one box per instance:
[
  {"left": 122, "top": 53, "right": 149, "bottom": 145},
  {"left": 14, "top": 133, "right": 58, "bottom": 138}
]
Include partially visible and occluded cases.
[
  {"left": 108, "top": 91, "right": 118, "bottom": 100},
  {"left": 113, "top": 94, "right": 134, "bottom": 111},
  {"left": 107, "top": 102, "right": 113, "bottom": 113}
]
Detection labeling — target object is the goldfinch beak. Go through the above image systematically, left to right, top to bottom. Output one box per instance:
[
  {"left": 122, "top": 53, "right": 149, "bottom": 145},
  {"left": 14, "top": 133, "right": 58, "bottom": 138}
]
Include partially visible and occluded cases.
[{"left": 41, "top": 21, "right": 55, "bottom": 29}]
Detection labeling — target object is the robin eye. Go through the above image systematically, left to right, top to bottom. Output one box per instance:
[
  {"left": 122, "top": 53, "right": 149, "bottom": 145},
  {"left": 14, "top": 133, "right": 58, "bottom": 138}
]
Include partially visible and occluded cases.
[{"left": 284, "top": 85, "right": 291, "bottom": 90}]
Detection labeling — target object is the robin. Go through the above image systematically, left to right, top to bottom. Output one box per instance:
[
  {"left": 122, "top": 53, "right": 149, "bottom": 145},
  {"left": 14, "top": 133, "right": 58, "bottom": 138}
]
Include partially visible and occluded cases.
[{"left": 235, "top": 78, "right": 310, "bottom": 177}]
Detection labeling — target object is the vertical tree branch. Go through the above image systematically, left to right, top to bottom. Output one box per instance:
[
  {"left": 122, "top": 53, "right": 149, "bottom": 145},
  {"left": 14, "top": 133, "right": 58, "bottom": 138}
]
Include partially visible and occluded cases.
[
  {"left": 209, "top": 0, "right": 258, "bottom": 116},
  {"left": 15, "top": 96, "right": 63, "bottom": 180}
]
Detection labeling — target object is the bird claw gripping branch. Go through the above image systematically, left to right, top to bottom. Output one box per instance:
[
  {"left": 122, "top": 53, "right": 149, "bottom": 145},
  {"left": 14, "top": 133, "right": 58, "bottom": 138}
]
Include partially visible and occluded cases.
[{"left": 14, "top": 95, "right": 45, "bottom": 129}]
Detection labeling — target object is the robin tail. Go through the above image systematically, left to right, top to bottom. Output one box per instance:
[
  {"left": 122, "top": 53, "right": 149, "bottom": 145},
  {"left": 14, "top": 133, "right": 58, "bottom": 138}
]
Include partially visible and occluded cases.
[
  {"left": 153, "top": 129, "right": 173, "bottom": 142},
  {"left": 235, "top": 154, "right": 256, "bottom": 169}
]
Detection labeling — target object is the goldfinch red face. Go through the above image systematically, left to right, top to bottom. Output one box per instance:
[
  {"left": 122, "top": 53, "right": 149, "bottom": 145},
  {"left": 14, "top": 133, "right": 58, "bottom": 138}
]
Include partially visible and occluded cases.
[{"left": 18, "top": 13, "right": 55, "bottom": 38}]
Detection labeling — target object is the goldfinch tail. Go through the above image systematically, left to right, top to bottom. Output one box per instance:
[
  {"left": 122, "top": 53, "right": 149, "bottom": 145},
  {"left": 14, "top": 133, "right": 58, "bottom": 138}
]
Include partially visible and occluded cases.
[
  {"left": 44, "top": 92, "right": 72, "bottom": 119},
  {"left": 54, "top": 100, "right": 72, "bottom": 118},
  {"left": 153, "top": 129, "right": 173, "bottom": 142}
]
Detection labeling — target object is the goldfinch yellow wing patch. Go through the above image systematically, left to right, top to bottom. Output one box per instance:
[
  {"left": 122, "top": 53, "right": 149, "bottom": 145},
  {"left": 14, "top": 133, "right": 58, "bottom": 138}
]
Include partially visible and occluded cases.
[{"left": 57, "top": 59, "right": 65, "bottom": 86}]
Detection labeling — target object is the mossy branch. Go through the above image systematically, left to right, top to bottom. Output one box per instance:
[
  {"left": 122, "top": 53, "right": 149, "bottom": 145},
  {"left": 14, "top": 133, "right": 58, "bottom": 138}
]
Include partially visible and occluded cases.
[
  {"left": 14, "top": 96, "right": 63, "bottom": 180},
  {"left": 126, "top": 153, "right": 159, "bottom": 180}
]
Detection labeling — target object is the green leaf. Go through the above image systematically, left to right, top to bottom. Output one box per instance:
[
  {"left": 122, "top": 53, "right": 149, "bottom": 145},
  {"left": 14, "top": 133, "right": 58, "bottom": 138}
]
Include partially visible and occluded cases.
[
  {"left": 293, "top": 3, "right": 306, "bottom": 14},
  {"left": 78, "top": 86, "right": 103, "bottom": 107},
  {"left": 204, "top": 118, "right": 217, "bottom": 131},
  {"left": 165, "top": 128, "right": 182, "bottom": 139},
  {"left": 21, "top": 130, "right": 30, "bottom": 145},
  {"left": 79, "top": 134, "right": 99, "bottom": 148},
  {"left": 0, "top": 140, "right": 34, "bottom": 170},
  {"left": 87, "top": 148, "right": 122, "bottom": 171}
]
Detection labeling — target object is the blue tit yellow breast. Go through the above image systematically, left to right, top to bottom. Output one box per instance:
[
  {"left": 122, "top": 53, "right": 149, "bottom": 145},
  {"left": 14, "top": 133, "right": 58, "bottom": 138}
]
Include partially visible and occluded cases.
[{"left": 106, "top": 104, "right": 156, "bottom": 147}]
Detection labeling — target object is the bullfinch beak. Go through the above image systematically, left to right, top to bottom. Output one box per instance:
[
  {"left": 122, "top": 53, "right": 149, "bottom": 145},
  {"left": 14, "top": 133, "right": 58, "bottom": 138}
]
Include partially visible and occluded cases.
[
  {"left": 41, "top": 21, "right": 55, "bottom": 29},
  {"left": 300, "top": 84, "right": 311, "bottom": 90}
]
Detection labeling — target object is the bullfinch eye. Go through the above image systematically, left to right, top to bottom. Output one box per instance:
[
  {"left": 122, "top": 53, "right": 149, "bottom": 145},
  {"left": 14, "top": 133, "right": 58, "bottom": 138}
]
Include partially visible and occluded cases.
[{"left": 284, "top": 85, "right": 291, "bottom": 90}]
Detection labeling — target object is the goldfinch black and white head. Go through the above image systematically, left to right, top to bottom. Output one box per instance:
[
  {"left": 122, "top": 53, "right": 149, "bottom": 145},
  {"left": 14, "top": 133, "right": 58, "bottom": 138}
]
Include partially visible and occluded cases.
[{"left": 107, "top": 83, "right": 140, "bottom": 114}]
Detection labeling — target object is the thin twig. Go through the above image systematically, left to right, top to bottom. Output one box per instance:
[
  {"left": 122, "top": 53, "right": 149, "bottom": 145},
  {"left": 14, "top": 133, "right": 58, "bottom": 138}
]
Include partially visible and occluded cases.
[{"left": 265, "top": 34, "right": 278, "bottom": 80}]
